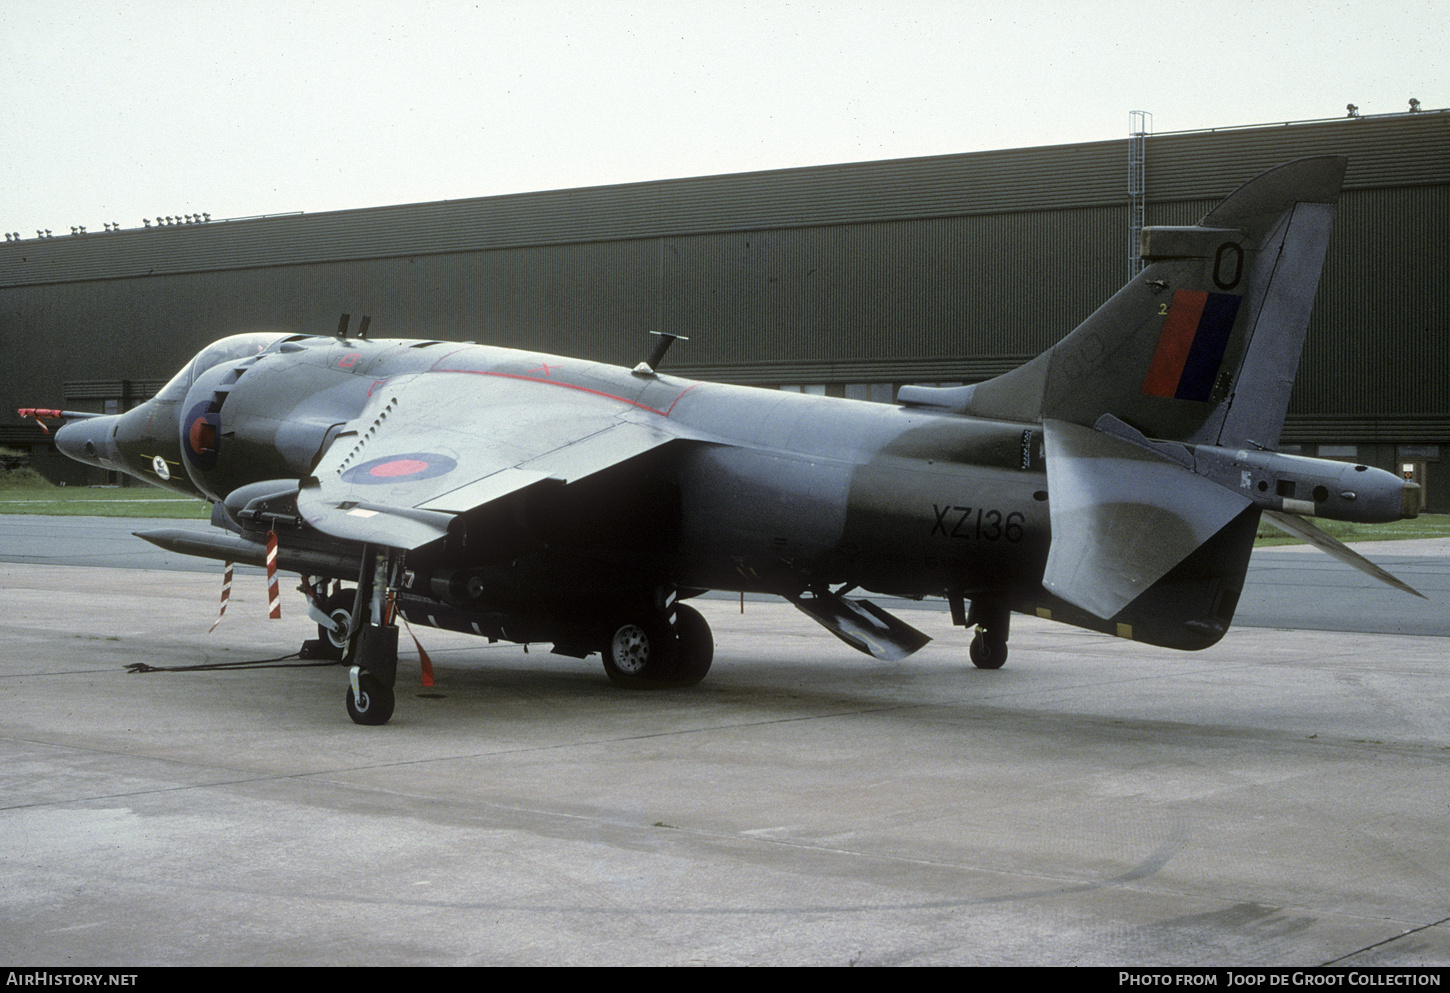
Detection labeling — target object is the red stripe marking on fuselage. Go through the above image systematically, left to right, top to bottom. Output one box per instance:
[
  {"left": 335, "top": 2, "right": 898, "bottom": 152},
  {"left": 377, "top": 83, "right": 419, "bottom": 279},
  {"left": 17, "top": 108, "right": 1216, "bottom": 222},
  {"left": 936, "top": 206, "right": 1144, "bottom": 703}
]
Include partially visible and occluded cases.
[{"left": 428, "top": 368, "right": 699, "bottom": 417}]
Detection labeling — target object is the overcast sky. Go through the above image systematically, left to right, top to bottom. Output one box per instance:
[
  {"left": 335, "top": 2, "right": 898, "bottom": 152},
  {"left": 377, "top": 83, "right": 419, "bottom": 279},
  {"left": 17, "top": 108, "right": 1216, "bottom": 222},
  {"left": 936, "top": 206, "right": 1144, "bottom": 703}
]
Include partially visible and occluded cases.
[{"left": 1, "top": 0, "right": 1444, "bottom": 234}]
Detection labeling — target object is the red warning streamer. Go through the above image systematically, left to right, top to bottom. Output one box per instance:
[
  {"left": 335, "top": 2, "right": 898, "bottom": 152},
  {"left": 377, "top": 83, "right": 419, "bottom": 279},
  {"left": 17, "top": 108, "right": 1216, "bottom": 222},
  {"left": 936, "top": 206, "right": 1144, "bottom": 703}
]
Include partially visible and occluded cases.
[
  {"left": 266, "top": 531, "right": 281, "bottom": 619},
  {"left": 208, "top": 561, "right": 234, "bottom": 633},
  {"left": 394, "top": 603, "right": 435, "bottom": 688},
  {"left": 405, "top": 623, "right": 435, "bottom": 688}
]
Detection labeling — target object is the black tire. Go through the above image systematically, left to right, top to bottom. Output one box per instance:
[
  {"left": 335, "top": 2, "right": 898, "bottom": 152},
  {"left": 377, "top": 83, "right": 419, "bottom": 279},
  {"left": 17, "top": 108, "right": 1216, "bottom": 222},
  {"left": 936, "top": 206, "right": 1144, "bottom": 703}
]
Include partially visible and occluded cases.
[
  {"left": 669, "top": 603, "right": 714, "bottom": 686},
  {"left": 969, "top": 632, "right": 1008, "bottom": 670},
  {"left": 345, "top": 671, "right": 395, "bottom": 725}
]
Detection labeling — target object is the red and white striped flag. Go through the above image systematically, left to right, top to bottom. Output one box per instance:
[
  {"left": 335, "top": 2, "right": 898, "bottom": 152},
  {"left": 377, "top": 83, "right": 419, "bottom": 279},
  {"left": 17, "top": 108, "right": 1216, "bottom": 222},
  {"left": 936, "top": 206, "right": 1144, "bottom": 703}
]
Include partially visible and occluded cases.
[
  {"left": 266, "top": 530, "right": 281, "bottom": 619},
  {"left": 208, "top": 561, "right": 234, "bottom": 633}
]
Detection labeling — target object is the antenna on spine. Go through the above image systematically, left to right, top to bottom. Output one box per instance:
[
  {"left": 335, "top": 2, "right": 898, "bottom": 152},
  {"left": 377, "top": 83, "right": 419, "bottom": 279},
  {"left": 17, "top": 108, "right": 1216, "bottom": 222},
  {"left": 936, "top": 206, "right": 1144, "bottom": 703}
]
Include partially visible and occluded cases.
[{"left": 633, "top": 331, "right": 689, "bottom": 376}]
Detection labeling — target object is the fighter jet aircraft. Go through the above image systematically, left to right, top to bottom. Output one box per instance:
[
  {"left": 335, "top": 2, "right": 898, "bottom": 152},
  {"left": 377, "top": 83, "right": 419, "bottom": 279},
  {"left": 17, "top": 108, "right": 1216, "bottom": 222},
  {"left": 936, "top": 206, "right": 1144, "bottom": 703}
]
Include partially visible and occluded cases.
[{"left": 24, "top": 156, "right": 1423, "bottom": 724}]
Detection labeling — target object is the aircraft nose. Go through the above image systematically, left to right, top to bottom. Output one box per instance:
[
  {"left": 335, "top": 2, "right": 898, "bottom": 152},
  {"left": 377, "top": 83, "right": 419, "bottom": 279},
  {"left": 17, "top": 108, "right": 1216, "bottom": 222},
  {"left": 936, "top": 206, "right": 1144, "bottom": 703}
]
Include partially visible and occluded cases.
[{"left": 55, "top": 416, "right": 121, "bottom": 470}]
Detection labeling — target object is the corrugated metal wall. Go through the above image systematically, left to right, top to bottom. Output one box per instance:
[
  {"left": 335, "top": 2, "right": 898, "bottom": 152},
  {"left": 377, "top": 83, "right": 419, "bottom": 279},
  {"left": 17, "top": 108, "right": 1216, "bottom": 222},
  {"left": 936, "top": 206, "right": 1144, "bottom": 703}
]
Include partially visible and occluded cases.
[
  {"left": 3, "top": 112, "right": 1441, "bottom": 290},
  {"left": 1145, "top": 113, "right": 1449, "bottom": 200},
  {"left": 0, "top": 138, "right": 1133, "bottom": 288},
  {"left": 1293, "top": 183, "right": 1450, "bottom": 424},
  {"left": 654, "top": 204, "right": 1123, "bottom": 378}
]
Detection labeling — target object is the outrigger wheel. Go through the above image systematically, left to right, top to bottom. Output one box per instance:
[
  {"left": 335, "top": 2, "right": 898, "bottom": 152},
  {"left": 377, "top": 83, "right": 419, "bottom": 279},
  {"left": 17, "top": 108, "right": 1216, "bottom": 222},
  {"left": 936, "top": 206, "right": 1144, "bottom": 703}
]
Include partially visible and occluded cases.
[
  {"left": 315, "top": 589, "right": 355, "bottom": 661},
  {"left": 967, "top": 600, "right": 1010, "bottom": 670},
  {"left": 601, "top": 603, "right": 713, "bottom": 689},
  {"left": 969, "top": 632, "right": 1008, "bottom": 669}
]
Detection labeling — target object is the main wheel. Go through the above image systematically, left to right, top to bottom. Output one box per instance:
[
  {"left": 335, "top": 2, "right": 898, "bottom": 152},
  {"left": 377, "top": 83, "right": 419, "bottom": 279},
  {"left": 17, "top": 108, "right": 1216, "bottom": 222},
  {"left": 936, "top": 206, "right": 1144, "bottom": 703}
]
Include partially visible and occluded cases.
[
  {"left": 669, "top": 603, "right": 713, "bottom": 686},
  {"left": 600, "top": 605, "right": 714, "bottom": 689},
  {"left": 601, "top": 614, "right": 676, "bottom": 688},
  {"left": 345, "top": 670, "right": 395, "bottom": 725}
]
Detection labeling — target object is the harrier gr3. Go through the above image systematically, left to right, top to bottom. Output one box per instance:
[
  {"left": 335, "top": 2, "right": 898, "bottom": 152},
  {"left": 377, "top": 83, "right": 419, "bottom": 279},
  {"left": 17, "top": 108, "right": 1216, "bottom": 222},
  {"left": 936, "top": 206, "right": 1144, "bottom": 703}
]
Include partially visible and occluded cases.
[{"left": 25, "top": 156, "right": 1422, "bottom": 724}]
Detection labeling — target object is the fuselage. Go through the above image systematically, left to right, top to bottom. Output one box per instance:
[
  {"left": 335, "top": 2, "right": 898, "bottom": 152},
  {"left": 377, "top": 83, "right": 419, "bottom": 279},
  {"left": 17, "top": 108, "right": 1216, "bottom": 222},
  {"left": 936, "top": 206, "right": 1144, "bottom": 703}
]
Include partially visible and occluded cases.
[
  {"left": 51, "top": 330, "right": 1416, "bottom": 656},
  {"left": 55, "top": 332, "right": 1053, "bottom": 608}
]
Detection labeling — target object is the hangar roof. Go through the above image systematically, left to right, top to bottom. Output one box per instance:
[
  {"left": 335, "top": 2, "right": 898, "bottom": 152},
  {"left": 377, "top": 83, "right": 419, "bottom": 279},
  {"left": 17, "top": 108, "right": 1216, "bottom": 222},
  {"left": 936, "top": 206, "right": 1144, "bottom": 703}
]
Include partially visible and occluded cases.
[{"left": 1, "top": 110, "right": 1446, "bottom": 289}]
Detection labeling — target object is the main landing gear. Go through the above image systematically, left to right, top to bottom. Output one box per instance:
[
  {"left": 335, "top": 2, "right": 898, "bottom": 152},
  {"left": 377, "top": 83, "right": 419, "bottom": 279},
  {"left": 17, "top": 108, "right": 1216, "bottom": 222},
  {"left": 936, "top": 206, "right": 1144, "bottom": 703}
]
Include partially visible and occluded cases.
[
  {"left": 303, "top": 569, "right": 716, "bottom": 723},
  {"left": 303, "top": 587, "right": 355, "bottom": 661},
  {"left": 600, "top": 600, "right": 713, "bottom": 689}
]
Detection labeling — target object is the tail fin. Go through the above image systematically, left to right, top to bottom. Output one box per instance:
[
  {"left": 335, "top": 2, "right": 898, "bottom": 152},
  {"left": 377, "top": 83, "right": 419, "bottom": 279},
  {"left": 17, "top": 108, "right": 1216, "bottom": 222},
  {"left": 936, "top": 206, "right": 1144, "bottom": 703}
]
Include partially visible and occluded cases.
[{"left": 906, "top": 156, "right": 1347, "bottom": 449}]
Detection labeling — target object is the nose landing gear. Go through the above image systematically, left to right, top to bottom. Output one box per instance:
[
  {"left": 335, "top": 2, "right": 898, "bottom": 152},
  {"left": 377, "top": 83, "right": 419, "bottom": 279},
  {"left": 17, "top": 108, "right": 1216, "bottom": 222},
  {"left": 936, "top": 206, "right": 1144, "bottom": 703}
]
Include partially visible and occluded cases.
[
  {"left": 322, "top": 547, "right": 404, "bottom": 726},
  {"left": 968, "top": 629, "right": 1008, "bottom": 669}
]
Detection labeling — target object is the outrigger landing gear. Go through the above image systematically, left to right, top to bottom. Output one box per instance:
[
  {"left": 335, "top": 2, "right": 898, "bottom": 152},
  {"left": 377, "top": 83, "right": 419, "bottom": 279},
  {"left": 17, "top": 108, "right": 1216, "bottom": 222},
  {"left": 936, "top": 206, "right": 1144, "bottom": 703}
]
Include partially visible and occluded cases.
[
  {"left": 299, "top": 579, "right": 354, "bottom": 661},
  {"left": 600, "top": 593, "right": 713, "bottom": 689},
  {"left": 951, "top": 596, "right": 1010, "bottom": 670},
  {"left": 967, "top": 601, "right": 1010, "bottom": 669}
]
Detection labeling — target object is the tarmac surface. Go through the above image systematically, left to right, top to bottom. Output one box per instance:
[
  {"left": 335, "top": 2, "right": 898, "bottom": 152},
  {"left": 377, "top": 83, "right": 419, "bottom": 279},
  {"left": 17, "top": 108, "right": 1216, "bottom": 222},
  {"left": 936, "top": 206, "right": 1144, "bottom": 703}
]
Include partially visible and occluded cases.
[{"left": 2, "top": 518, "right": 1448, "bottom": 966}]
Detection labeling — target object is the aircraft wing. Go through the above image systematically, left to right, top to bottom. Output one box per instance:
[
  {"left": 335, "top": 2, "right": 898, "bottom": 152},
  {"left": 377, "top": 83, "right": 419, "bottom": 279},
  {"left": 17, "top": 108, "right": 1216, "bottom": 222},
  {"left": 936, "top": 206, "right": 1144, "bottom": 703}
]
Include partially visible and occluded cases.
[{"left": 297, "top": 370, "right": 691, "bottom": 548}]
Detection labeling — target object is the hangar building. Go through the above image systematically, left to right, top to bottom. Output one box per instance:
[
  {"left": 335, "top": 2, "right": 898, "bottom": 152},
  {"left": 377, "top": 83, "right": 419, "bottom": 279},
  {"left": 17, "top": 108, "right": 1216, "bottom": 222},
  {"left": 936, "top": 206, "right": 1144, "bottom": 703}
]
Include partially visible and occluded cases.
[{"left": 2, "top": 110, "right": 1447, "bottom": 510}]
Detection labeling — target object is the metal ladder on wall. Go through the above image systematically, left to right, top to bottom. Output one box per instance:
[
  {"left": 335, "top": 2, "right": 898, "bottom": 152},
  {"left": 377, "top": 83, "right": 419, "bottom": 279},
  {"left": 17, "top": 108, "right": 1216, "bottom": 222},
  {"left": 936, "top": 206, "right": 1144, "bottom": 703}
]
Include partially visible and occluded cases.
[{"left": 1128, "top": 110, "right": 1152, "bottom": 277}]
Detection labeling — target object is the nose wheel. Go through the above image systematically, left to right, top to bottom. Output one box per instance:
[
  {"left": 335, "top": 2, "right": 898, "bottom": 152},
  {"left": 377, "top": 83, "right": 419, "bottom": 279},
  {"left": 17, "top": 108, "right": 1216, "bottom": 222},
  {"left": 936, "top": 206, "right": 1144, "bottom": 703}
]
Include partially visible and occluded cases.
[
  {"left": 338, "top": 547, "right": 403, "bottom": 725},
  {"left": 345, "top": 668, "right": 395, "bottom": 725}
]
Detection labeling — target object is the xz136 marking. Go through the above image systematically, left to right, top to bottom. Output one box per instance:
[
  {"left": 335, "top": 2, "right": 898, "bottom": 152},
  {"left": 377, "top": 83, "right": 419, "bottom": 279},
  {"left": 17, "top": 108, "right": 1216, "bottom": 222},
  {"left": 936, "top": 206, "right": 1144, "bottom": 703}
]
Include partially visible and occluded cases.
[{"left": 930, "top": 505, "right": 1025, "bottom": 542}]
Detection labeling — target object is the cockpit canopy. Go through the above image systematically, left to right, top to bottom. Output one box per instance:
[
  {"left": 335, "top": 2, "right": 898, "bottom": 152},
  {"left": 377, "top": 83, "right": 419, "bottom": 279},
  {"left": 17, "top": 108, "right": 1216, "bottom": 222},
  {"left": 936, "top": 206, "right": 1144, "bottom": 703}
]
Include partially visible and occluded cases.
[{"left": 153, "top": 333, "right": 291, "bottom": 403}]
